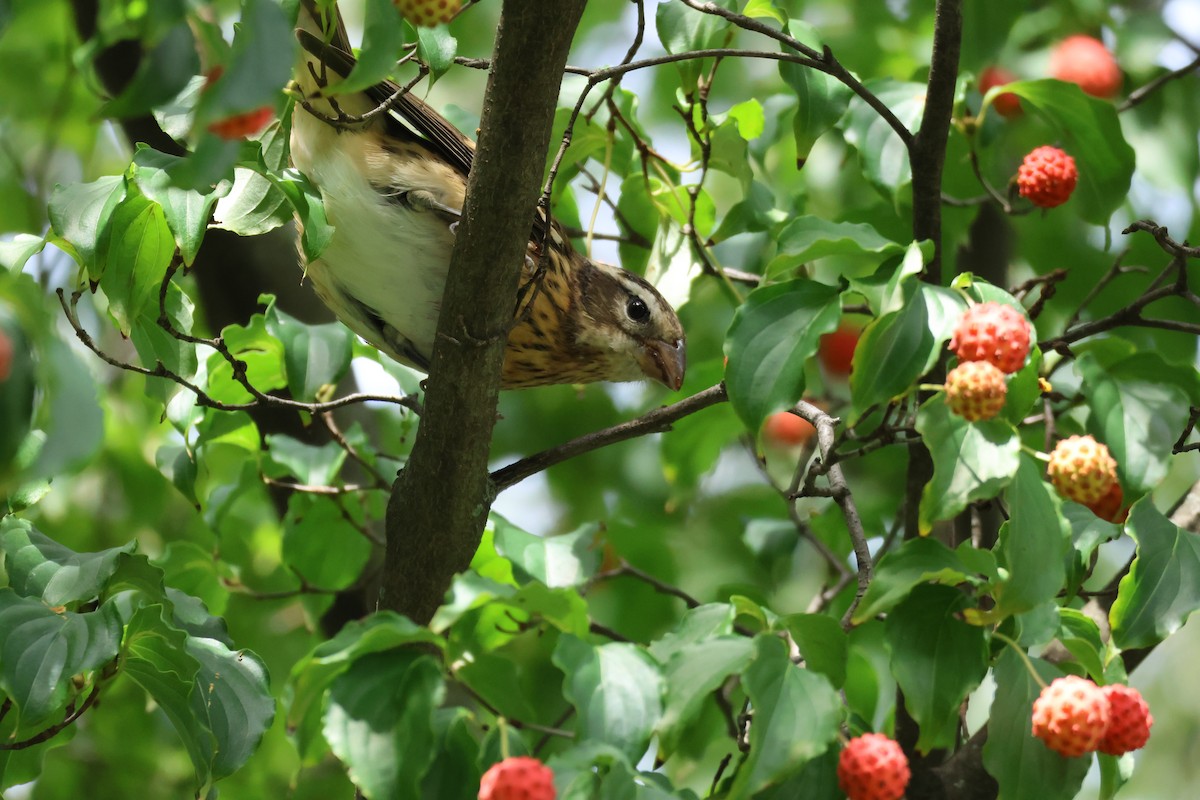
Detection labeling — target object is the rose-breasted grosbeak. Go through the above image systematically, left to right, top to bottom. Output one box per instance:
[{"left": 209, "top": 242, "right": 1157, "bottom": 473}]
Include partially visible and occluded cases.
[{"left": 290, "top": 1, "right": 686, "bottom": 389}]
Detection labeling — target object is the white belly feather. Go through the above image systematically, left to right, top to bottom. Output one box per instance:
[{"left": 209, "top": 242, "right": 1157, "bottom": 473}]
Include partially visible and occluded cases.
[{"left": 290, "top": 110, "right": 459, "bottom": 366}]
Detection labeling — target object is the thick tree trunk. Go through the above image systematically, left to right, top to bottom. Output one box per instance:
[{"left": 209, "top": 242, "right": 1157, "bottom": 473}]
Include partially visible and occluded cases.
[{"left": 380, "top": 0, "right": 588, "bottom": 624}]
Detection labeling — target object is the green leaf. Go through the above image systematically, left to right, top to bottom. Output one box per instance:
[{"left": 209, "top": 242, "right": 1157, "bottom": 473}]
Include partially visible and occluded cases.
[
  {"left": 192, "top": 0, "right": 291, "bottom": 125},
  {"left": 337, "top": 0, "right": 408, "bottom": 93},
  {"left": 655, "top": 0, "right": 735, "bottom": 86},
  {"left": 744, "top": 0, "right": 786, "bottom": 24},
  {"left": 778, "top": 21, "right": 851, "bottom": 165},
  {"left": 416, "top": 26, "right": 457, "bottom": 82},
  {"left": 998, "top": 79, "right": 1136, "bottom": 225},
  {"left": 840, "top": 80, "right": 926, "bottom": 207},
  {"left": 728, "top": 98, "right": 765, "bottom": 140},
  {"left": 707, "top": 120, "right": 753, "bottom": 188},
  {"left": 131, "top": 147, "right": 225, "bottom": 266},
  {"left": 212, "top": 166, "right": 291, "bottom": 236},
  {"left": 275, "top": 169, "right": 333, "bottom": 261},
  {"left": 47, "top": 176, "right": 126, "bottom": 273},
  {"left": 709, "top": 179, "right": 785, "bottom": 244},
  {"left": 100, "top": 192, "right": 176, "bottom": 334},
  {"left": 765, "top": 216, "right": 905, "bottom": 279},
  {"left": 0, "top": 234, "right": 47, "bottom": 272},
  {"left": 846, "top": 241, "right": 927, "bottom": 317},
  {"left": 724, "top": 278, "right": 842, "bottom": 432},
  {"left": 131, "top": 281, "right": 199, "bottom": 407},
  {"left": 851, "top": 283, "right": 964, "bottom": 420},
  {"left": 266, "top": 303, "right": 353, "bottom": 401},
  {"left": 206, "top": 312, "right": 288, "bottom": 403},
  {"left": 25, "top": 337, "right": 104, "bottom": 484},
  {"left": 1077, "top": 352, "right": 1193, "bottom": 495},
  {"left": 915, "top": 397, "right": 1021, "bottom": 534},
  {"left": 264, "top": 436, "right": 347, "bottom": 488},
  {"left": 992, "top": 455, "right": 1070, "bottom": 616},
  {"left": 281, "top": 495, "right": 372, "bottom": 590},
  {"left": 1110, "top": 499, "right": 1200, "bottom": 650},
  {"left": 1064, "top": 502, "right": 1122, "bottom": 594},
  {"left": 492, "top": 516, "right": 601, "bottom": 589},
  {"left": 0, "top": 518, "right": 136, "bottom": 605},
  {"left": 853, "top": 537, "right": 982, "bottom": 623},
  {"left": 884, "top": 585, "right": 988, "bottom": 753},
  {"left": 0, "top": 589, "right": 122, "bottom": 724},
  {"left": 647, "top": 603, "right": 739, "bottom": 664},
  {"left": 120, "top": 606, "right": 208, "bottom": 782},
  {"left": 1057, "top": 607, "right": 1108, "bottom": 682},
  {"left": 288, "top": 613, "right": 445, "bottom": 760},
  {"left": 779, "top": 613, "right": 848, "bottom": 688},
  {"left": 844, "top": 621, "right": 893, "bottom": 729},
  {"left": 727, "top": 634, "right": 841, "bottom": 796},
  {"left": 553, "top": 635, "right": 664, "bottom": 760},
  {"left": 656, "top": 636, "right": 754, "bottom": 756},
  {"left": 187, "top": 637, "right": 274, "bottom": 780},
  {"left": 982, "top": 650, "right": 1090, "bottom": 800},
  {"left": 324, "top": 651, "right": 442, "bottom": 800},
  {"left": 420, "top": 708, "right": 480, "bottom": 798}
]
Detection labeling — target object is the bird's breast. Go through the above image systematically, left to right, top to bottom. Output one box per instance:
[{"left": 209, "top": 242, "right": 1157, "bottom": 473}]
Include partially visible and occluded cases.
[{"left": 291, "top": 114, "right": 460, "bottom": 363}]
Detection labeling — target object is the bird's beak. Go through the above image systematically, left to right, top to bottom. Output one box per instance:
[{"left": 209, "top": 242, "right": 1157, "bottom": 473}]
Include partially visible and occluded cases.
[{"left": 640, "top": 338, "right": 686, "bottom": 391}]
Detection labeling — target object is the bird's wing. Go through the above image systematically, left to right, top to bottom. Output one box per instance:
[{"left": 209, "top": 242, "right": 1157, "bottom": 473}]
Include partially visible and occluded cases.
[
  {"left": 294, "top": 3, "right": 554, "bottom": 246},
  {"left": 294, "top": 23, "right": 475, "bottom": 177}
]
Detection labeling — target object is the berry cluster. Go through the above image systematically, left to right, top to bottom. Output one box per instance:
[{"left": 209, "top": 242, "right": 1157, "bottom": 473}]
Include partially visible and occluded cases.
[
  {"left": 395, "top": 0, "right": 461, "bottom": 26},
  {"left": 980, "top": 32, "right": 1120, "bottom": 122},
  {"left": 1050, "top": 35, "right": 1122, "bottom": 99},
  {"left": 979, "top": 65, "right": 1022, "bottom": 118},
  {"left": 202, "top": 67, "right": 275, "bottom": 141},
  {"left": 1018, "top": 146, "right": 1079, "bottom": 209},
  {"left": 944, "top": 302, "right": 1033, "bottom": 422},
  {"left": 945, "top": 360, "right": 1008, "bottom": 422},
  {"left": 1047, "top": 434, "right": 1119, "bottom": 506},
  {"left": 1032, "top": 676, "right": 1153, "bottom": 758},
  {"left": 837, "top": 733, "right": 910, "bottom": 800},
  {"left": 478, "top": 757, "right": 555, "bottom": 800}
]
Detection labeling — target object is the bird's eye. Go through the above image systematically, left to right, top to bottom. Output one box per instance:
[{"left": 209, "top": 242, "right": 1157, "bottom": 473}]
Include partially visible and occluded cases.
[{"left": 626, "top": 296, "right": 651, "bottom": 323}]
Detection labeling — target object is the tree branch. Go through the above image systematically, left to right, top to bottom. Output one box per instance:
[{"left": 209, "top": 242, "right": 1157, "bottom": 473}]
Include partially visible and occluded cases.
[
  {"left": 380, "top": 0, "right": 588, "bottom": 625},
  {"left": 491, "top": 384, "right": 728, "bottom": 492}
]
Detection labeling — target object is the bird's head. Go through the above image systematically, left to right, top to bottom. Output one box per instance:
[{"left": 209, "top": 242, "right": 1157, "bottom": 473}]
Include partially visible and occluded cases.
[{"left": 575, "top": 260, "right": 686, "bottom": 390}]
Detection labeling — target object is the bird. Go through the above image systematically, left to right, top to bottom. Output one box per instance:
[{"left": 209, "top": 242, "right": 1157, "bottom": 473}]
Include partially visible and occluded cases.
[{"left": 288, "top": 1, "right": 686, "bottom": 390}]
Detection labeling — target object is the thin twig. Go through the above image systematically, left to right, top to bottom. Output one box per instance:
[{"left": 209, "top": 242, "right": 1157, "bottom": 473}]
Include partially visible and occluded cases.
[
  {"left": 1119, "top": 50, "right": 1200, "bottom": 113},
  {"left": 490, "top": 383, "right": 728, "bottom": 491},
  {"left": 586, "top": 560, "right": 702, "bottom": 609},
  {"left": 0, "top": 684, "right": 101, "bottom": 750}
]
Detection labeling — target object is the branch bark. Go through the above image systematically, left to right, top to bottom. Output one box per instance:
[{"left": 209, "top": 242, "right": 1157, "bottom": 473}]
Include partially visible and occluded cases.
[
  {"left": 380, "top": 0, "right": 588, "bottom": 624},
  {"left": 901, "top": 2, "right": 966, "bottom": 797}
]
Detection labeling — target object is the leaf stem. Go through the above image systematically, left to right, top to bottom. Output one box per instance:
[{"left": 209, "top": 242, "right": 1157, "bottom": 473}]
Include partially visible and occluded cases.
[{"left": 991, "top": 630, "right": 1048, "bottom": 690}]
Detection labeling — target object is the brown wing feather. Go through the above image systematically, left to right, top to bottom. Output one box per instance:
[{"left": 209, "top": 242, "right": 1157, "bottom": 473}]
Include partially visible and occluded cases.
[{"left": 294, "top": 15, "right": 554, "bottom": 246}]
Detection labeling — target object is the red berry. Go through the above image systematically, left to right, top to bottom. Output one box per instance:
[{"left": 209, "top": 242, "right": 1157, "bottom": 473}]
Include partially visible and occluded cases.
[
  {"left": 394, "top": 0, "right": 461, "bottom": 26},
  {"left": 1050, "top": 35, "right": 1122, "bottom": 99},
  {"left": 980, "top": 65, "right": 1022, "bottom": 118},
  {"left": 208, "top": 107, "right": 274, "bottom": 140},
  {"left": 1017, "top": 146, "right": 1078, "bottom": 209},
  {"left": 949, "top": 302, "right": 1032, "bottom": 375},
  {"left": 819, "top": 323, "right": 859, "bottom": 377},
  {"left": 0, "top": 329, "right": 11, "bottom": 382},
  {"left": 945, "top": 360, "right": 1007, "bottom": 422},
  {"left": 763, "top": 411, "right": 815, "bottom": 447},
  {"left": 1047, "top": 435, "right": 1118, "bottom": 506},
  {"left": 1084, "top": 480, "right": 1127, "bottom": 524},
  {"left": 1032, "top": 675, "right": 1110, "bottom": 758},
  {"left": 1098, "top": 684, "right": 1153, "bottom": 755},
  {"left": 837, "top": 733, "right": 910, "bottom": 800},
  {"left": 478, "top": 756, "right": 555, "bottom": 800}
]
